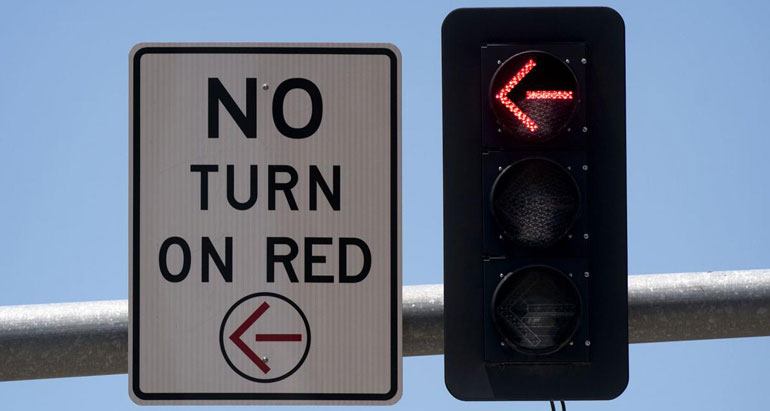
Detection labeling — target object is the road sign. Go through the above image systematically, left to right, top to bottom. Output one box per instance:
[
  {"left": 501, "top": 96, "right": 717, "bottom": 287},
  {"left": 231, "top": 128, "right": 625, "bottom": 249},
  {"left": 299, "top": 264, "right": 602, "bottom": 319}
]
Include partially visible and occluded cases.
[{"left": 129, "top": 43, "right": 401, "bottom": 404}]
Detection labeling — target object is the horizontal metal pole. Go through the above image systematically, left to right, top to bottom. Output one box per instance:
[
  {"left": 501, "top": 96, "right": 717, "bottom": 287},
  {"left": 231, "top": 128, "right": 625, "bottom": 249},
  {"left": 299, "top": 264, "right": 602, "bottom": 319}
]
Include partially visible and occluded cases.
[{"left": 1, "top": 269, "right": 769, "bottom": 381}]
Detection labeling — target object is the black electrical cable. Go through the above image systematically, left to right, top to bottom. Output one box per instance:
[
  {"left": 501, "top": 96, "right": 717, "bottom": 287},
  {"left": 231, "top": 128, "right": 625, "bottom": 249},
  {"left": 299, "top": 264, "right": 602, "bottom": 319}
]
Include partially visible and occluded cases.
[{"left": 549, "top": 400, "right": 566, "bottom": 411}]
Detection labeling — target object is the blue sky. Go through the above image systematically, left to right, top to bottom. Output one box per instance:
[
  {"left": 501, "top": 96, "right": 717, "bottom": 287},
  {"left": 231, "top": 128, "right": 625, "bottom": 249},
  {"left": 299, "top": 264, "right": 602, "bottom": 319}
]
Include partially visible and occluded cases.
[{"left": 1, "top": 0, "right": 769, "bottom": 409}]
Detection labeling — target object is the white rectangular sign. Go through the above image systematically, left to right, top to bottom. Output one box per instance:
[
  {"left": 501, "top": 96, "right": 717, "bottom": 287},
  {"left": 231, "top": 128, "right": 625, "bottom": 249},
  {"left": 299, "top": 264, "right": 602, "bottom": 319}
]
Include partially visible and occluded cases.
[{"left": 129, "top": 43, "right": 401, "bottom": 404}]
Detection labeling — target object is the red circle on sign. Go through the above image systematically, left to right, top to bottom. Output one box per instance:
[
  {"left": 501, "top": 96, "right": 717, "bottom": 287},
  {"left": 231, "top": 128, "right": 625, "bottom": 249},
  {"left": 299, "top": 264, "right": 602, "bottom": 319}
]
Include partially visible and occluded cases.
[{"left": 219, "top": 292, "right": 311, "bottom": 383}]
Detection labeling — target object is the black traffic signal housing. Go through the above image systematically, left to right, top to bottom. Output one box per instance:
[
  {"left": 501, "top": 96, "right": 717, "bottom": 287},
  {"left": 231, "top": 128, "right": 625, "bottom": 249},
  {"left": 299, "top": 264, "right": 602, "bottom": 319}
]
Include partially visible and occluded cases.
[{"left": 442, "top": 8, "right": 628, "bottom": 401}]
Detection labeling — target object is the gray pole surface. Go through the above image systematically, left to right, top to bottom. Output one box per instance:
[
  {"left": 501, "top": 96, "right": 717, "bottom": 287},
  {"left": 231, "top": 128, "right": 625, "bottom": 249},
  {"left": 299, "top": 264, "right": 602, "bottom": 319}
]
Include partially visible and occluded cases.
[{"left": 1, "top": 270, "right": 769, "bottom": 381}]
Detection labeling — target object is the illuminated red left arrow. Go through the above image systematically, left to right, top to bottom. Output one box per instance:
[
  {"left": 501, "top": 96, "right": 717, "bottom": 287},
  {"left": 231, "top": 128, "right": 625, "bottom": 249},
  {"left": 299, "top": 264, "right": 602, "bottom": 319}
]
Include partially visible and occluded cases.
[
  {"left": 495, "top": 58, "right": 574, "bottom": 133},
  {"left": 228, "top": 302, "right": 302, "bottom": 374}
]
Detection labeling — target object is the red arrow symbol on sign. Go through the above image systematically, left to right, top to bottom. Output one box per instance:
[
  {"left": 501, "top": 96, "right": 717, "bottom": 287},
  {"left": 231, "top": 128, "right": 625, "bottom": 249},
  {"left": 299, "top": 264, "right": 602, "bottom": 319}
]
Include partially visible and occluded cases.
[
  {"left": 494, "top": 59, "right": 574, "bottom": 133},
  {"left": 228, "top": 302, "right": 303, "bottom": 374}
]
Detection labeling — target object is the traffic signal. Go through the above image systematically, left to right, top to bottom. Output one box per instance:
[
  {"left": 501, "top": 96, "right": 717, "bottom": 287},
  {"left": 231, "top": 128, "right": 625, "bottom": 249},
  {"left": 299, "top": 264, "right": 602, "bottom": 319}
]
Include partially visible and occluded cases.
[{"left": 442, "top": 8, "right": 628, "bottom": 401}]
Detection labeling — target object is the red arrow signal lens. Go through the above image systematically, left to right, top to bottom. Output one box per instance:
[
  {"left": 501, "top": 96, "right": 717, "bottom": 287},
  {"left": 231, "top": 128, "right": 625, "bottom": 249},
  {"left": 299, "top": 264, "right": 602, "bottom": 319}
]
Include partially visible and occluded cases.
[{"left": 490, "top": 51, "right": 578, "bottom": 141}]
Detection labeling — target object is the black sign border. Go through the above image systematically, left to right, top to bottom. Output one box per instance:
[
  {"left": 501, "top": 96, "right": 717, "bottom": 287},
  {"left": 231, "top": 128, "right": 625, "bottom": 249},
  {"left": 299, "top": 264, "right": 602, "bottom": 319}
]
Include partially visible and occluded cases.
[{"left": 131, "top": 45, "right": 399, "bottom": 402}]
